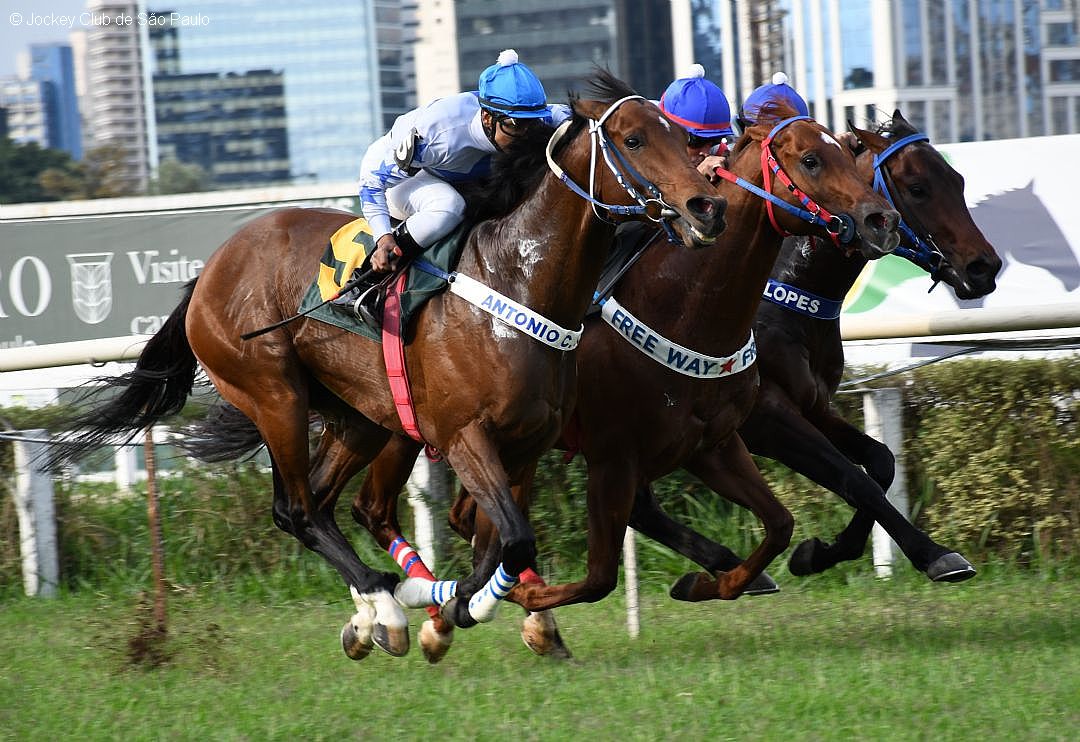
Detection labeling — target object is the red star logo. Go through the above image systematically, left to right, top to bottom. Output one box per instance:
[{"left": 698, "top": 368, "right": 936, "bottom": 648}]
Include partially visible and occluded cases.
[{"left": 720, "top": 357, "right": 736, "bottom": 373}]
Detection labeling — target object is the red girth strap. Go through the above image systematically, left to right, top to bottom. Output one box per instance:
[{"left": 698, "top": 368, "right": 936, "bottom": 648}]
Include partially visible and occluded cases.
[{"left": 381, "top": 271, "right": 442, "bottom": 461}]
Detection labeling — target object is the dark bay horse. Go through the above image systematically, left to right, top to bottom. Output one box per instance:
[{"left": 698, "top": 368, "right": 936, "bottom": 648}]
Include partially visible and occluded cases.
[
  {"left": 45, "top": 72, "right": 725, "bottom": 661},
  {"left": 333, "top": 106, "right": 901, "bottom": 658},
  {"left": 605, "top": 110, "right": 1001, "bottom": 598},
  {"left": 738, "top": 111, "right": 1002, "bottom": 579}
]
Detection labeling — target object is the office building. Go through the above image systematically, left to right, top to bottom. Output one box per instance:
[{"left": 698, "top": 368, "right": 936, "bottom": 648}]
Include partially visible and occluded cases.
[
  {"left": 454, "top": 0, "right": 675, "bottom": 103},
  {"left": 29, "top": 43, "right": 83, "bottom": 160},
  {"left": 0, "top": 78, "right": 49, "bottom": 146}
]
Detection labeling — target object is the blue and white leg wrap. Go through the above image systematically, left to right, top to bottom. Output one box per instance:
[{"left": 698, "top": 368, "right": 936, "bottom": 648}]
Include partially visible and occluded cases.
[
  {"left": 467, "top": 564, "right": 518, "bottom": 623},
  {"left": 395, "top": 577, "right": 458, "bottom": 608}
]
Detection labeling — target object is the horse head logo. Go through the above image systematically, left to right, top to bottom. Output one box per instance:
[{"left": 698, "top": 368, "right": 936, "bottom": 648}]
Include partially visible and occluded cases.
[
  {"left": 960, "top": 181, "right": 1080, "bottom": 308},
  {"left": 66, "top": 252, "right": 114, "bottom": 324}
]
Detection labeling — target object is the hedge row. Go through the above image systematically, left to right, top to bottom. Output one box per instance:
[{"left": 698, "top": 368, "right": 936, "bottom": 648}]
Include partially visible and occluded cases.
[{"left": 1, "top": 357, "right": 1077, "bottom": 595}]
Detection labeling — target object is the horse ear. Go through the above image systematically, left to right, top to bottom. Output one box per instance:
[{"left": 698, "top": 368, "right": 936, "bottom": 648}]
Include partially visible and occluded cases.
[
  {"left": 573, "top": 98, "right": 607, "bottom": 121},
  {"left": 849, "top": 125, "right": 890, "bottom": 155}
]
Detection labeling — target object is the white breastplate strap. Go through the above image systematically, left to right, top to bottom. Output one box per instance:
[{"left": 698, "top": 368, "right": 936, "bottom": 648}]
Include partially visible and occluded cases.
[
  {"left": 449, "top": 272, "right": 583, "bottom": 351},
  {"left": 601, "top": 297, "right": 756, "bottom": 378}
]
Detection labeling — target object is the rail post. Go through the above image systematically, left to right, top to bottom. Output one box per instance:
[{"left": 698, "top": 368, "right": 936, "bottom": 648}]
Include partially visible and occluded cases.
[
  {"left": 862, "top": 388, "right": 909, "bottom": 577},
  {"left": 13, "top": 430, "right": 59, "bottom": 597}
]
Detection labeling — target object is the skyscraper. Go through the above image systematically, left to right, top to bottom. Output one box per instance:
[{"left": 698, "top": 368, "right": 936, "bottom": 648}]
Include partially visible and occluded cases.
[
  {"left": 151, "top": 0, "right": 384, "bottom": 183},
  {"left": 454, "top": 0, "right": 675, "bottom": 102},
  {"left": 689, "top": 0, "right": 1080, "bottom": 143},
  {"left": 29, "top": 43, "right": 83, "bottom": 160}
]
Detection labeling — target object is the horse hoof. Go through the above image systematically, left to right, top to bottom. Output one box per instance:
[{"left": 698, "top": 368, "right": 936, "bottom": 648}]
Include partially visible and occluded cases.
[
  {"left": 788, "top": 537, "right": 827, "bottom": 576},
  {"left": 926, "top": 552, "right": 977, "bottom": 583},
  {"left": 744, "top": 570, "right": 780, "bottom": 596},
  {"left": 669, "top": 571, "right": 715, "bottom": 602},
  {"left": 440, "top": 597, "right": 479, "bottom": 629},
  {"left": 521, "top": 611, "right": 572, "bottom": 659},
  {"left": 418, "top": 619, "right": 454, "bottom": 664},
  {"left": 341, "top": 620, "right": 373, "bottom": 661},
  {"left": 372, "top": 622, "right": 410, "bottom": 657}
]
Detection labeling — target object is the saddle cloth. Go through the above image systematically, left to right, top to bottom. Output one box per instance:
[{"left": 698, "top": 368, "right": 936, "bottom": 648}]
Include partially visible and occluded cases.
[{"left": 299, "top": 218, "right": 470, "bottom": 343}]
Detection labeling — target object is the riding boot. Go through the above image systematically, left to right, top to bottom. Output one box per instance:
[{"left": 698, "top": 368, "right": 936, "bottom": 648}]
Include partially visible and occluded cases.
[{"left": 354, "top": 223, "right": 425, "bottom": 326}]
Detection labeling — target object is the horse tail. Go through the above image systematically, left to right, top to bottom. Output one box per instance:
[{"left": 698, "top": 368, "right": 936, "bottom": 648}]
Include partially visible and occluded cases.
[
  {"left": 44, "top": 279, "right": 200, "bottom": 471},
  {"left": 178, "top": 401, "right": 265, "bottom": 463}
]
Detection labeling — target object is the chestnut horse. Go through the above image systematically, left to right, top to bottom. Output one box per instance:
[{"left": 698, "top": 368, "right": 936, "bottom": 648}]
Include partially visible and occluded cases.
[
  {"left": 45, "top": 72, "right": 725, "bottom": 661},
  {"left": 316, "top": 106, "right": 902, "bottom": 659},
  {"left": 590, "top": 110, "right": 1001, "bottom": 606}
]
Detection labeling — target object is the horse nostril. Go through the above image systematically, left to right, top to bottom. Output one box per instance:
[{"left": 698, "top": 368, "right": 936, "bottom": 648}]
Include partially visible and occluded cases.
[
  {"left": 687, "top": 195, "right": 726, "bottom": 222},
  {"left": 864, "top": 210, "right": 899, "bottom": 235}
]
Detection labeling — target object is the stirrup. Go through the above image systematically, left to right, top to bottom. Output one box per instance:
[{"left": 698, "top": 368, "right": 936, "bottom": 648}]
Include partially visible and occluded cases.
[{"left": 353, "top": 282, "right": 383, "bottom": 326}]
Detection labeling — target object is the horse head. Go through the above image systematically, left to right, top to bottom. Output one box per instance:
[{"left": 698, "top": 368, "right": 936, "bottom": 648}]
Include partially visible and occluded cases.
[
  {"left": 564, "top": 70, "right": 727, "bottom": 249},
  {"left": 729, "top": 102, "right": 899, "bottom": 259},
  {"left": 848, "top": 110, "right": 1002, "bottom": 299}
]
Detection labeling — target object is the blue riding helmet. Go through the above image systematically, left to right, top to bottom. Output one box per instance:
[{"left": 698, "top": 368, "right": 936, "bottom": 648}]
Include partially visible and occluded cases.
[
  {"left": 477, "top": 49, "right": 549, "bottom": 119},
  {"left": 659, "top": 63, "right": 733, "bottom": 138},
  {"left": 738, "top": 72, "right": 809, "bottom": 127}
]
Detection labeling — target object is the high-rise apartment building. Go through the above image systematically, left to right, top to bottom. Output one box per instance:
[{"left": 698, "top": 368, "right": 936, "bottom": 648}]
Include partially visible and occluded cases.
[
  {"left": 84, "top": 0, "right": 155, "bottom": 192},
  {"left": 413, "top": 0, "right": 460, "bottom": 103},
  {"left": 0, "top": 78, "right": 49, "bottom": 146}
]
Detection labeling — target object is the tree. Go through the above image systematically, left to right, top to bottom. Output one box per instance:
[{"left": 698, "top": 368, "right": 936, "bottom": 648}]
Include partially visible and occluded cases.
[
  {"left": 0, "top": 137, "right": 76, "bottom": 203},
  {"left": 148, "top": 159, "right": 209, "bottom": 195}
]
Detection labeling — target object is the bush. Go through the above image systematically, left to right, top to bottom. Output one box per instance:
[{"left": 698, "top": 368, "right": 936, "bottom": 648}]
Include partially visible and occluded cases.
[{"left": 1, "top": 357, "right": 1078, "bottom": 597}]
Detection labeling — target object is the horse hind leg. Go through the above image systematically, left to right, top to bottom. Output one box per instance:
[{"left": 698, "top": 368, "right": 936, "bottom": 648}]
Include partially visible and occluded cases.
[{"left": 227, "top": 383, "right": 408, "bottom": 659}]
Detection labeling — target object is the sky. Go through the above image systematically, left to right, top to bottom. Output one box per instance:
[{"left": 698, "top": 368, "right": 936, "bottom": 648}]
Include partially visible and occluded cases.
[{"left": 1, "top": 0, "right": 93, "bottom": 77}]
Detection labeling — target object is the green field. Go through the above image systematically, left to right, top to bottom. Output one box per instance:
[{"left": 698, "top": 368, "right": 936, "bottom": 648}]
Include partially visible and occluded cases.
[{"left": 1, "top": 570, "right": 1076, "bottom": 741}]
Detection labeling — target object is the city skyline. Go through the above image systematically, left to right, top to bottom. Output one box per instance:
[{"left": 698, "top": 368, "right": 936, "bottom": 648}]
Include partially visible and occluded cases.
[{"left": 2, "top": 1, "right": 94, "bottom": 77}]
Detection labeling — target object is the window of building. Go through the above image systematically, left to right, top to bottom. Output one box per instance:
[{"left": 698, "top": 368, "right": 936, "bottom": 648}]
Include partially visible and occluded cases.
[
  {"left": 902, "top": 0, "right": 924, "bottom": 86},
  {"left": 1046, "top": 22, "right": 1077, "bottom": 46},
  {"left": 1049, "top": 59, "right": 1080, "bottom": 82},
  {"left": 1051, "top": 96, "right": 1069, "bottom": 133},
  {"left": 905, "top": 100, "right": 927, "bottom": 131}
]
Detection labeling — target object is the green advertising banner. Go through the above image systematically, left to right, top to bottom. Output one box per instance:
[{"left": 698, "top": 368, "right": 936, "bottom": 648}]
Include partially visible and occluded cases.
[{"left": 0, "top": 189, "right": 359, "bottom": 349}]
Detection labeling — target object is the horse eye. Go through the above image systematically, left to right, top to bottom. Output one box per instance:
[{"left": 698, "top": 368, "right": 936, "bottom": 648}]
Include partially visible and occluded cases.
[
  {"left": 624, "top": 136, "right": 642, "bottom": 150},
  {"left": 801, "top": 154, "right": 820, "bottom": 170},
  {"left": 908, "top": 183, "right": 928, "bottom": 199}
]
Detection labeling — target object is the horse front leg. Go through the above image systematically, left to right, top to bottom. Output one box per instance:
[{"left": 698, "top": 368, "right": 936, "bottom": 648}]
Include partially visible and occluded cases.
[
  {"left": 740, "top": 401, "right": 975, "bottom": 582},
  {"left": 434, "top": 422, "right": 536, "bottom": 629},
  {"left": 667, "top": 435, "right": 793, "bottom": 601},
  {"left": 503, "top": 456, "right": 637, "bottom": 613},
  {"left": 465, "top": 469, "right": 572, "bottom": 659},
  {"left": 628, "top": 483, "right": 780, "bottom": 596}
]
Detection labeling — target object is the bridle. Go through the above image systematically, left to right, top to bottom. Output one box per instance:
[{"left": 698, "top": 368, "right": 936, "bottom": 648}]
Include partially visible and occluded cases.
[
  {"left": 545, "top": 95, "right": 684, "bottom": 244},
  {"left": 710, "top": 116, "right": 857, "bottom": 246},
  {"left": 870, "top": 131, "right": 949, "bottom": 291}
]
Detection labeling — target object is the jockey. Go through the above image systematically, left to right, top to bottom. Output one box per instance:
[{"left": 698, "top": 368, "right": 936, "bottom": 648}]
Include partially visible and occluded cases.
[
  {"left": 358, "top": 49, "right": 568, "bottom": 274},
  {"left": 658, "top": 63, "right": 734, "bottom": 185},
  {"left": 735, "top": 72, "right": 809, "bottom": 131}
]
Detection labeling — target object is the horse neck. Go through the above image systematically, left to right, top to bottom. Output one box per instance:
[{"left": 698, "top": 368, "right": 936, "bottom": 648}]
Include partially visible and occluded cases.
[
  {"left": 618, "top": 145, "right": 785, "bottom": 356},
  {"left": 456, "top": 154, "right": 614, "bottom": 328},
  {"left": 771, "top": 236, "right": 868, "bottom": 301}
]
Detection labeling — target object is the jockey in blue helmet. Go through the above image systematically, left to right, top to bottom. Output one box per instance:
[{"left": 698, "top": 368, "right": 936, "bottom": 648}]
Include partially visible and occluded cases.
[
  {"left": 358, "top": 49, "right": 568, "bottom": 274},
  {"left": 658, "top": 63, "right": 734, "bottom": 184},
  {"left": 736, "top": 72, "right": 810, "bottom": 131}
]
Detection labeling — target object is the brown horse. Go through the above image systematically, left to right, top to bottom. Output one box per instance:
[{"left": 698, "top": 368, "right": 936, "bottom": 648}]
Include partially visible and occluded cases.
[
  {"left": 45, "top": 72, "right": 725, "bottom": 661},
  {"left": 318, "top": 105, "right": 902, "bottom": 659},
  {"left": 564, "top": 111, "right": 1001, "bottom": 613}
]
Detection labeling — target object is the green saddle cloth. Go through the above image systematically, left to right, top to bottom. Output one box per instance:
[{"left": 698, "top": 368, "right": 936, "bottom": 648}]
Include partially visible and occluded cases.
[{"left": 297, "top": 223, "right": 470, "bottom": 342}]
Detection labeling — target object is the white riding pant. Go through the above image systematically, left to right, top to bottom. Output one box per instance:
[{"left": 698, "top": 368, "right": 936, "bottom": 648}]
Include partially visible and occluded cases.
[{"left": 386, "top": 171, "right": 466, "bottom": 247}]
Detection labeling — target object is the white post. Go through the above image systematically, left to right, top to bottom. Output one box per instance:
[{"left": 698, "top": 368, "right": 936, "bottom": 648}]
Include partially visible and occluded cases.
[
  {"left": 669, "top": 0, "right": 694, "bottom": 74},
  {"left": 862, "top": 388, "right": 909, "bottom": 578},
  {"left": 13, "top": 430, "right": 59, "bottom": 597},
  {"left": 115, "top": 441, "right": 138, "bottom": 490},
  {"left": 405, "top": 454, "right": 448, "bottom": 571},
  {"left": 622, "top": 526, "right": 640, "bottom": 638}
]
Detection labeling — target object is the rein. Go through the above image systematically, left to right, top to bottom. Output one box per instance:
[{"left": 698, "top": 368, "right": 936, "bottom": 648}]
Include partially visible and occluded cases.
[
  {"left": 545, "top": 96, "right": 683, "bottom": 243},
  {"left": 710, "top": 116, "right": 856, "bottom": 246},
  {"left": 871, "top": 131, "right": 948, "bottom": 290}
]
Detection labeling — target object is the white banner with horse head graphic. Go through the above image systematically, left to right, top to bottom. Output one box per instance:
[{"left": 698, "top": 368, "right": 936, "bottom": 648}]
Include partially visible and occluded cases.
[{"left": 842, "top": 133, "right": 1080, "bottom": 322}]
